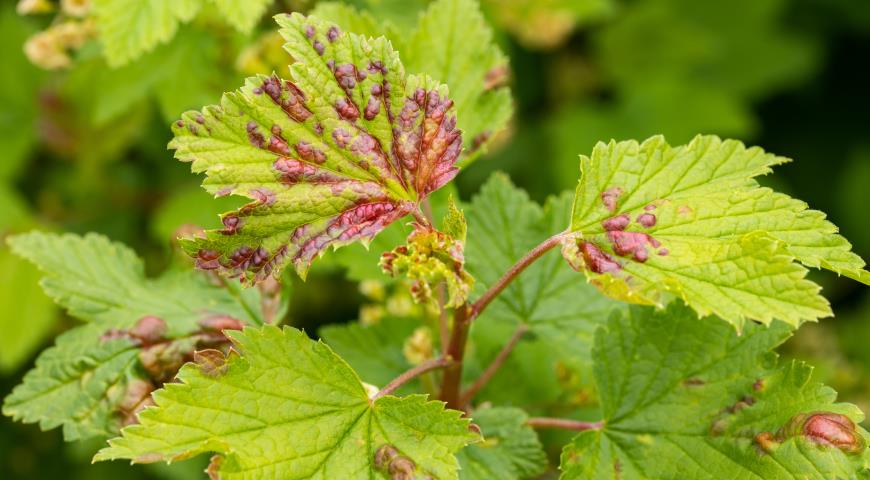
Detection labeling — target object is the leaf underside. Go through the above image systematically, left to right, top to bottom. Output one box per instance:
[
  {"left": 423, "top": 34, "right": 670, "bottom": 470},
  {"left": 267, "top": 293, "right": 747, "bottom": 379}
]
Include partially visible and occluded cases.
[
  {"left": 174, "top": 13, "right": 462, "bottom": 283},
  {"left": 565, "top": 134, "right": 870, "bottom": 330},
  {"left": 560, "top": 304, "right": 870, "bottom": 479},
  {"left": 96, "top": 326, "right": 479, "bottom": 480}
]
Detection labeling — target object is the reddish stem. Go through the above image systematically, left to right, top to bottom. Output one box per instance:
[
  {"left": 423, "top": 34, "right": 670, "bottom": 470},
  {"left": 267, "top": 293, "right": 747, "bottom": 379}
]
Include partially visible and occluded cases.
[
  {"left": 469, "top": 232, "right": 566, "bottom": 321},
  {"left": 439, "top": 304, "right": 471, "bottom": 409},
  {"left": 459, "top": 323, "right": 528, "bottom": 407},
  {"left": 372, "top": 357, "right": 453, "bottom": 400},
  {"left": 526, "top": 417, "right": 604, "bottom": 432}
]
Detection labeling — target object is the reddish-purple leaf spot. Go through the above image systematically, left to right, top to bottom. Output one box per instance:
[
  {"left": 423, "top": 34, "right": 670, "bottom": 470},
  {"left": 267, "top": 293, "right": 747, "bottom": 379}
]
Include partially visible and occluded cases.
[
  {"left": 327, "top": 25, "right": 341, "bottom": 42},
  {"left": 313, "top": 40, "right": 325, "bottom": 55},
  {"left": 261, "top": 76, "right": 312, "bottom": 123},
  {"left": 334, "top": 97, "right": 360, "bottom": 121},
  {"left": 246, "top": 121, "right": 265, "bottom": 148},
  {"left": 294, "top": 141, "right": 326, "bottom": 164},
  {"left": 274, "top": 157, "right": 344, "bottom": 185},
  {"left": 601, "top": 187, "right": 624, "bottom": 212},
  {"left": 249, "top": 188, "right": 276, "bottom": 206},
  {"left": 644, "top": 204, "right": 657, "bottom": 211},
  {"left": 637, "top": 213, "right": 657, "bottom": 228},
  {"left": 221, "top": 214, "right": 242, "bottom": 235},
  {"left": 602, "top": 214, "right": 631, "bottom": 231},
  {"left": 607, "top": 231, "right": 661, "bottom": 263},
  {"left": 580, "top": 241, "right": 622, "bottom": 274},
  {"left": 657, "top": 248, "right": 669, "bottom": 256},
  {"left": 196, "top": 249, "right": 222, "bottom": 270},
  {"left": 199, "top": 315, "right": 245, "bottom": 333},
  {"left": 129, "top": 316, "right": 168, "bottom": 346},
  {"left": 194, "top": 349, "right": 229, "bottom": 377},
  {"left": 117, "top": 378, "right": 156, "bottom": 427},
  {"left": 682, "top": 378, "right": 705, "bottom": 387},
  {"left": 753, "top": 378, "right": 765, "bottom": 391},
  {"left": 802, "top": 413, "right": 864, "bottom": 453}
]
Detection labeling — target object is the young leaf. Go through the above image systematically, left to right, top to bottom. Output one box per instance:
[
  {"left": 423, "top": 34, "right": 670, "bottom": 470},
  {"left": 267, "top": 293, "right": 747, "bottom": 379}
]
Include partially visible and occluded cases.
[
  {"left": 93, "top": 0, "right": 201, "bottom": 67},
  {"left": 404, "top": 0, "right": 513, "bottom": 163},
  {"left": 174, "top": 13, "right": 462, "bottom": 282},
  {"left": 564, "top": 135, "right": 870, "bottom": 329},
  {"left": 465, "top": 174, "right": 623, "bottom": 381},
  {"left": 380, "top": 226, "right": 474, "bottom": 308},
  {"left": 2, "top": 232, "right": 262, "bottom": 440},
  {"left": 560, "top": 304, "right": 870, "bottom": 479},
  {"left": 95, "top": 326, "right": 480, "bottom": 479},
  {"left": 458, "top": 407, "right": 547, "bottom": 480}
]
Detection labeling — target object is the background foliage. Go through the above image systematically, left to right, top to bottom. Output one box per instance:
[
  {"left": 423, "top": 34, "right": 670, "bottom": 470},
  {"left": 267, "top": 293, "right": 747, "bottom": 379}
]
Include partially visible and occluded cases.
[{"left": 1, "top": 0, "right": 868, "bottom": 477}]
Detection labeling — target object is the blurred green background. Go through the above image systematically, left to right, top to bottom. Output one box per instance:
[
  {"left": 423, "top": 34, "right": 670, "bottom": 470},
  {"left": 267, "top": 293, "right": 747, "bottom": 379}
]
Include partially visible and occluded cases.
[{"left": 1, "top": 0, "right": 868, "bottom": 478}]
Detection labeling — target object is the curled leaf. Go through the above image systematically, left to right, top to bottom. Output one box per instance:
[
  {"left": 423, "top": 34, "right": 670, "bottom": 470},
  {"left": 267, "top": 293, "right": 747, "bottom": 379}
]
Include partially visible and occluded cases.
[
  {"left": 174, "top": 13, "right": 463, "bottom": 283},
  {"left": 380, "top": 226, "right": 473, "bottom": 307}
]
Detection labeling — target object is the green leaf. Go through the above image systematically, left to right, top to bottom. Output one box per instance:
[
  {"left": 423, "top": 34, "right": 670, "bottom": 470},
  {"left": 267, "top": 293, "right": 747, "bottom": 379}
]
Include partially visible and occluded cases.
[
  {"left": 93, "top": 0, "right": 201, "bottom": 67},
  {"left": 212, "top": 0, "right": 272, "bottom": 33},
  {"left": 405, "top": 0, "right": 513, "bottom": 163},
  {"left": 309, "top": 2, "right": 387, "bottom": 40},
  {"left": 174, "top": 13, "right": 462, "bottom": 282},
  {"left": 73, "top": 27, "right": 227, "bottom": 126},
  {"left": 564, "top": 135, "right": 869, "bottom": 329},
  {"left": 465, "top": 173, "right": 622, "bottom": 400},
  {"left": 381, "top": 226, "right": 474, "bottom": 308},
  {"left": 3, "top": 232, "right": 263, "bottom": 440},
  {"left": 0, "top": 247, "right": 56, "bottom": 373},
  {"left": 560, "top": 304, "right": 870, "bottom": 479},
  {"left": 319, "top": 316, "right": 418, "bottom": 391},
  {"left": 95, "top": 326, "right": 479, "bottom": 479},
  {"left": 458, "top": 407, "right": 547, "bottom": 480}
]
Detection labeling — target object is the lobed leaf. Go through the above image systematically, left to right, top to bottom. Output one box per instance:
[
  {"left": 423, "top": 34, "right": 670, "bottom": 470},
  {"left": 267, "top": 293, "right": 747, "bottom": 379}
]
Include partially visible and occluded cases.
[
  {"left": 93, "top": 0, "right": 201, "bottom": 67},
  {"left": 404, "top": 0, "right": 513, "bottom": 163},
  {"left": 174, "top": 13, "right": 462, "bottom": 282},
  {"left": 564, "top": 135, "right": 870, "bottom": 329},
  {"left": 464, "top": 174, "right": 623, "bottom": 402},
  {"left": 2, "top": 232, "right": 262, "bottom": 440},
  {"left": 560, "top": 304, "right": 870, "bottom": 479},
  {"left": 95, "top": 325, "right": 480, "bottom": 479},
  {"left": 458, "top": 407, "right": 548, "bottom": 480}
]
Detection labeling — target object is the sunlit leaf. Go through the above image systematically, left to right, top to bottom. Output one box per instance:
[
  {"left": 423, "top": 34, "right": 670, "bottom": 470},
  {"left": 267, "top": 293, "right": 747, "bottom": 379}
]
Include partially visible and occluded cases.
[
  {"left": 175, "top": 14, "right": 462, "bottom": 282},
  {"left": 564, "top": 135, "right": 869, "bottom": 329},
  {"left": 560, "top": 304, "right": 870, "bottom": 479},
  {"left": 96, "top": 326, "right": 480, "bottom": 479}
]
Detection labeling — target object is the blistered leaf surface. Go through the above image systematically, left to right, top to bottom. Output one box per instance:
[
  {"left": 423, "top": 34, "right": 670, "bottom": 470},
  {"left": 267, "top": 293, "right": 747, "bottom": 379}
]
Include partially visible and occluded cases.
[
  {"left": 175, "top": 14, "right": 462, "bottom": 282},
  {"left": 565, "top": 135, "right": 870, "bottom": 329},
  {"left": 2, "top": 232, "right": 261, "bottom": 440},
  {"left": 559, "top": 304, "right": 870, "bottom": 479},
  {"left": 96, "top": 326, "right": 479, "bottom": 479}
]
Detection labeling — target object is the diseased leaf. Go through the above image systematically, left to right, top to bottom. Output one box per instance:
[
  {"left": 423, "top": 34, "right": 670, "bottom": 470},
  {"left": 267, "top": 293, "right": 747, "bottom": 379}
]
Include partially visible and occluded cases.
[
  {"left": 93, "top": 0, "right": 201, "bottom": 67},
  {"left": 405, "top": 0, "right": 513, "bottom": 163},
  {"left": 175, "top": 13, "right": 462, "bottom": 282},
  {"left": 564, "top": 135, "right": 870, "bottom": 329},
  {"left": 464, "top": 174, "right": 622, "bottom": 403},
  {"left": 380, "top": 226, "right": 474, "bottom": 308},
  {"left": 2, "top": 232, "right": 262, "bottom": 440},
  {"left": 560, "top": 304, "right": 870, "bottom": 479},
  {"left": 95, "top": 326, "right": 480, "bottom": 479},
  {"left": 458, "top": 407, "right": 547, "bottom": 480}
]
